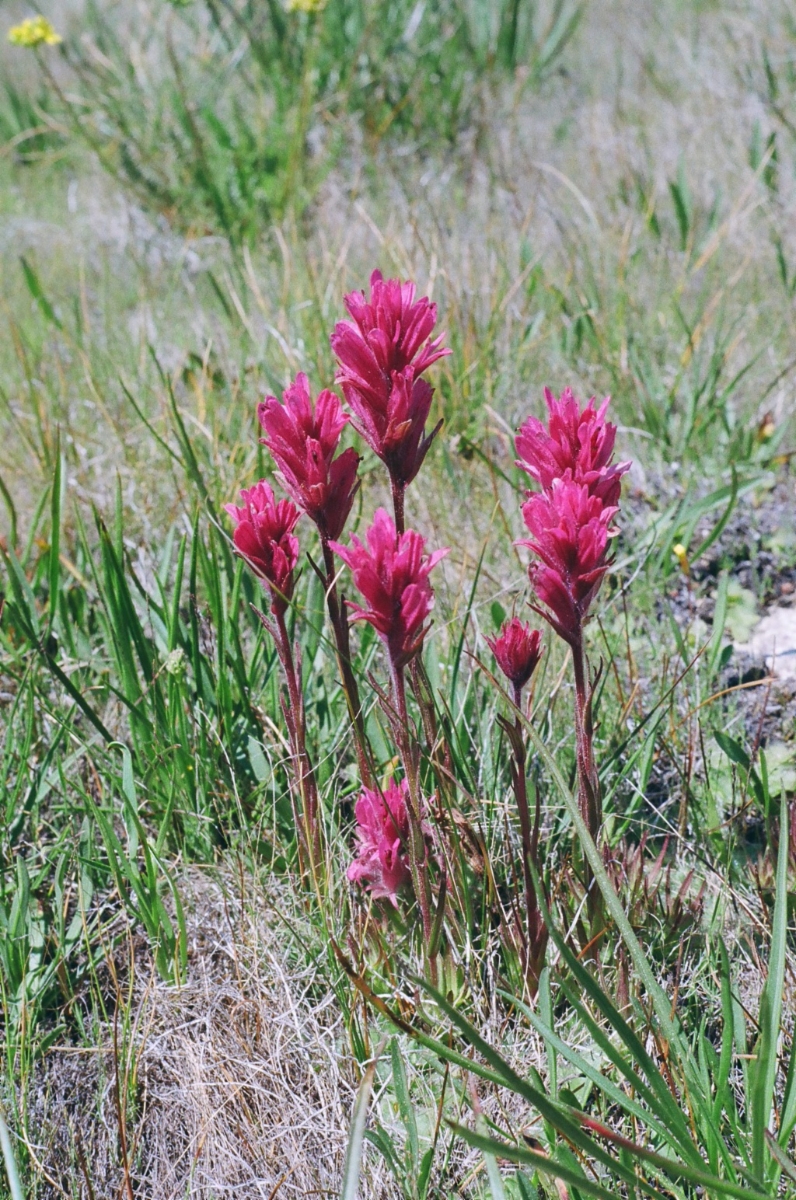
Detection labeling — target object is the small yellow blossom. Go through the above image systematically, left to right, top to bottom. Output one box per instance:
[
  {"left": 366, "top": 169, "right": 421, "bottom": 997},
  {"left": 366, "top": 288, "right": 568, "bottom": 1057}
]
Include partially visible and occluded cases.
[
  {"left": 285, "top": 0, "right": 327, "bottom": 12},
  {"left": 7, "top": 16, "right": 62, "bottom": 47},
  {"left": 672, "top": 543, "right": 690, "bottom": 576}
]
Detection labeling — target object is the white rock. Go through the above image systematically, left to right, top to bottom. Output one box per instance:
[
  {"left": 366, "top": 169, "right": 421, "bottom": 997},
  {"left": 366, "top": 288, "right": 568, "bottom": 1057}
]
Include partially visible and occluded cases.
[{"left": 736, "top": 606, "right": 796, "bottom": 680}]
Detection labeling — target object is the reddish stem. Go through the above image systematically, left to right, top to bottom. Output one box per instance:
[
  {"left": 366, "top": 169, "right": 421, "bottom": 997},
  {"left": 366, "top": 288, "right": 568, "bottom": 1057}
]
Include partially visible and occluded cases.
[
  {"left": 391, "top": 477, "right": 406, "bottom": 536},
  {"left": 321, "top": 539, "right": 373, "bottom": 787},
  {"left": 274, "top": 606, "right": 320, "bottom": 870},
  {"left": 571, "top": 634, "right": 601, "bottom": 840},
  {"left": 390, "top": 657, "right": 435, "bottom": 971}
]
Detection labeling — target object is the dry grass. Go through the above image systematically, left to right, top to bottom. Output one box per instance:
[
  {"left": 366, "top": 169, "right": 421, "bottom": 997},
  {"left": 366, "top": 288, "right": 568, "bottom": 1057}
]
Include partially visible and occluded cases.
[{"left": 25, "top": 869, "right": 393, "bottom": 1199}]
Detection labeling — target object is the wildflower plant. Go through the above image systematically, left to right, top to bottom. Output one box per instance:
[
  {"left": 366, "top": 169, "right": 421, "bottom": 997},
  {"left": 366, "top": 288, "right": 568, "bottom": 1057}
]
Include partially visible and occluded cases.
[
  {"left": 228, "top": 270, "right": 629, "bottom": 988},
  {"left": 517, "top": 388, "right": 629, "bottom": 845},
  {"left": 225, "top": 482, "right": 320, "bottom": 870},
  {"left": 487, "top": 618, "right": 546, "bottom": 987},
  {"left": 347, "top": 779, "right": 413, "bottom": 905}
]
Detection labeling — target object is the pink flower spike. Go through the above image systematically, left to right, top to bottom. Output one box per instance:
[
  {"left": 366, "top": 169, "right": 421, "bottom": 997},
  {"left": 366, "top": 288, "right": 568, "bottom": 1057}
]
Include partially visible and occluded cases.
[
  {"left": 332, "top": 269, "right": 450, "bottom": 406},
  {"left": 331, "top": 270, "right": 449, "bottom": 488},
  {"left": 344, "top": 368, "right": 439, "bottom": 487},
  {"left": 257, "top": 372, "right": 360, "bottom": 541},
  {"left": 516, "top": 388, "right": 630, "bottom": 506},
  {"left": 518, "top": 478, "right": 617, "bottom": 646},
  {"left": 225, "top": 481, "right": 300, "bottom": 614},
  {"left": 330, "top": 508, "right": 449, "bottom": 666},
  {"left": 487, "top": 619, "right": 542, "bottom": 691},
  {"left": 347, "top": 779, "right": 413, "bottom": 905}
]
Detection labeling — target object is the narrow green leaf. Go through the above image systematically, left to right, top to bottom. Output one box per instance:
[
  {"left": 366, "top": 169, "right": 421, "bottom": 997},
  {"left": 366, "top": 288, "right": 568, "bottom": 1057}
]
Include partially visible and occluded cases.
[
  {"left": 20, "top": 255, "right": 62, "bottom": 329},
  {"left": 47, "top": 435, "right": 63, "bottom": 634},
  {"left": 750, "top": 788, "right": 789, "bottom": 1177},
  {"left": 391, "top": 1039, "right": 419, "bottom": 1171},
  {"left": 340, "top": 1044, "right": 384, "bottom": 1200},
  {"left": 0, "top": 1103, "right": 24, "bottom": 1200},
  {"left": 479, "top": 1113, "right": 506, "bottom": 1200},
  {"left": 452, "top": 1121, "right": 771, "bottom": 1200},
  {"left": 449, "top": 1125, "right": 616, "bottom": 1200},
  {"left": 766, "top": 1132, "right": 796, "bottom": 1184}
]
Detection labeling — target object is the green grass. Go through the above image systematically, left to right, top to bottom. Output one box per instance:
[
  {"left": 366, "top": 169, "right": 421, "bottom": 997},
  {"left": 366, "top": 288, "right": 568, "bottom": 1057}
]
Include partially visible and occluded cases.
[{"left": 2, "top": 0, "right": 796, "bottom": 1195}]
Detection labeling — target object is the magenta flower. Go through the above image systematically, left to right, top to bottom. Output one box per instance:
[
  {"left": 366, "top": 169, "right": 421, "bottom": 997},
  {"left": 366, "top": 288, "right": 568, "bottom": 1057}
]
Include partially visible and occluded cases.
[
  {"left": 331, "top": 269, "right": 449, "bottom": 404},
  {"left": 331, "top": 270, "right": 450, "bottom": 492},
  {"left": 346, "top": 368, "right": 437, "bottom": 488},
  {"left": 257, "top": 373, "right": 360, "bottom": 542},
  {"left": 516, "top": 388, "right": 630, "bottom": 506},
  {"left": 518, "top": 479, "right": 617, "bottom": 646},
  {"left": 225, "top": 481, "right": 300, "bottom": 614},
  {"left": 330, "top": 508, "right": 448, "bottom": 666},
  {"left": 487, "top": 619, "right": 542, "bottom": 692},
  {"left": 347, "top": 779, "right": 413, "bottom": 905}
]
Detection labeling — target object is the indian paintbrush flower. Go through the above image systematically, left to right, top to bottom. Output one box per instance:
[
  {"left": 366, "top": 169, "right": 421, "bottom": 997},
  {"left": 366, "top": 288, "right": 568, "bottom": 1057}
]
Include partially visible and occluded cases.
[
  {"left": 331, "top": 269, "right": 449, "bottom": 404},
  {"left": 331, "top": 270, "right": 450, "bottom": 518},
  {"left": 346, "top": 368, "right": 437, "bottom": 491},
  {"left": 257, "top": 372, "right": 360, "bottom": 542},
  {"left": 516, "top": 387, "right": 629, "bottom": 507},
  {"left": 516, "top": 389, "right": 628, "bottom": 849},
  {"left": 519, "top": 479, "right": 617, "bottom": 648},
  {"left": 225, "top": 481, "right": 300, "bottom": 615},
  {"left": 330, "top": 507, "right": 448, "bottom": 668},
  {"left": 487, "top": 619, "right": 542, "bottom": 695},
  {"left": 347, "top": 779, "right": 413, "bottom": 905}
]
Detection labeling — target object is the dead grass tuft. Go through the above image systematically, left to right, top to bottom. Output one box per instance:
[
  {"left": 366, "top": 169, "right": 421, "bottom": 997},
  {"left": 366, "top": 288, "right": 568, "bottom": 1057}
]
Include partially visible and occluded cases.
[{"left": 26, "top": 870, "right": 394, "bottom": 1199}]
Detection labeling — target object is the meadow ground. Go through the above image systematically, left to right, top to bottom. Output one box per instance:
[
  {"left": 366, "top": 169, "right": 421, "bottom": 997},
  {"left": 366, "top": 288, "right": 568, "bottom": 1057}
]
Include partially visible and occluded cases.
[{"left": 2, "top": 0, "right": 796, "bottom": 1196}]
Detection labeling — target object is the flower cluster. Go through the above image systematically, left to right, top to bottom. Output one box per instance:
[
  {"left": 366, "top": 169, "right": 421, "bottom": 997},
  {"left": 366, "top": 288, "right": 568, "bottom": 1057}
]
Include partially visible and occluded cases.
[
  {"left": 8, "top": 16, "right": 61, "bottom": 46},
  {"left": 331, "top": 269, "right": 449, "bottom": 492},
  {"left": 228, "top": 270, "right": 450, "bottom": 909},
  {"left": 257, "top": 373, "right": 359, "bottom": 541},
  {"left": 516, "top": 387, "right": 629, "bottom": 507},
  {"left": 517, "top": 389, "right": 627, "bottom": 645},
  {"left": 224, "top": 482, "right": 300, "bottom": 615},
  {"left": 331, "top": 508, "right": 448, "bottom": 668},
  {"left": 487, "top": 619, "right": 542, "bottom": 693},
  {"left": 347, "top": 779, "right": 413, "bottom": 905}
]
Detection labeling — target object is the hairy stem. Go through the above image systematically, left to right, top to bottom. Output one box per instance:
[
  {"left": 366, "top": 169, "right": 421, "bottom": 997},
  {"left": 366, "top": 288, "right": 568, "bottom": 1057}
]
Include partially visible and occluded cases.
[
  {"left": 391, "top": 477, "right": 406, "bottom": 536},
  {"left": 321, "top": 539, "right": 373, "bottom": 787},
  {"left": 274, "top": 606, "right": 320, "bottom": 872},
  {"left": 571, "top": 635, "right": 600, "bottom": 840},
  {"left": 390, "top": 657, "right": 435, "bottom": 973}
]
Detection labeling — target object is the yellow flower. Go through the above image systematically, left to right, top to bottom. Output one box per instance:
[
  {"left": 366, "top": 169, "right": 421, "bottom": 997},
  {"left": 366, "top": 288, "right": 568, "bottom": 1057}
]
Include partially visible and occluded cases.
[
  {"left": 285, "top": 0, "right": 327, "bottom": 12},
  {"left": 7, "top": 16, "right": 62, "bottom": 47},
  {"left": 672, "top": 543, "right": 690, "bottom": 576}
]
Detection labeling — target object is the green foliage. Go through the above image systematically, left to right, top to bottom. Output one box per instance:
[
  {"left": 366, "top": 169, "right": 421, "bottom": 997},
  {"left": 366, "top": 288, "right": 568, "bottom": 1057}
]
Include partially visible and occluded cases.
[
  {"left": 41, "top": 0, "right": 582, "bottom": 241},
  {"left": 0, "top": 81, "right": 65, "bottom": 163},
  {"left": 387, "top": 796, "right": 796, "bottom": 1199}
]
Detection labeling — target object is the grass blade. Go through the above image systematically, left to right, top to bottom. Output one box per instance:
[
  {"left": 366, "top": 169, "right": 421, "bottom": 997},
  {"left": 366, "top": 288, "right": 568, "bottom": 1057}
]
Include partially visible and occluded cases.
[
  {"left": 750, "top": 787, "right": 789, "bottom": 1179},
  {"left": 340, "top": 1043, "right": 384, "bottom": 1200},
  {"left": 0, "top": 1104, "right": 24, "bottom": 1200}
]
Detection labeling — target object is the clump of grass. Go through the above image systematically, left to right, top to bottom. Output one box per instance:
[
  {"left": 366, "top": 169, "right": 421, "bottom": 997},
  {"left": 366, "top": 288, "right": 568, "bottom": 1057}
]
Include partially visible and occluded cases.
[{"left": 14, "top": 0, "right": 582, "bottom": 242}]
